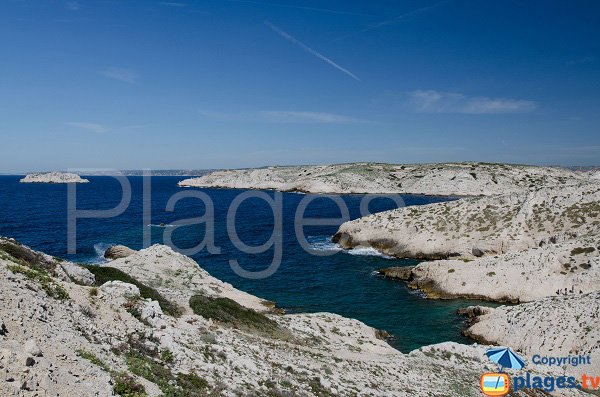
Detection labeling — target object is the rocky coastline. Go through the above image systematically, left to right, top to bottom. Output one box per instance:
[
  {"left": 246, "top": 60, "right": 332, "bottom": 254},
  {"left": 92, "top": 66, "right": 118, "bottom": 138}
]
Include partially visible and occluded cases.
[{"left": 1, "top": 237, "right": 591, "bottom": 396}]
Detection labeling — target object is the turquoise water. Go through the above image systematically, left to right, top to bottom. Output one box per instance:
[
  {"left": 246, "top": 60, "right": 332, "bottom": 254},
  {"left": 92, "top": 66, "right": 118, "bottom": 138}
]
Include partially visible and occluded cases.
[{"left": 0, "top": 175, "right": 492, "bottom": 352}]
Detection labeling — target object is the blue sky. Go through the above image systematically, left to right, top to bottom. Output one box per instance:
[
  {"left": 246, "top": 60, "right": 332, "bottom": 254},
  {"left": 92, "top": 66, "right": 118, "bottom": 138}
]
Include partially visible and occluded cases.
[{"left": 1, "top": 0, "right": 599, "bottom": 172}]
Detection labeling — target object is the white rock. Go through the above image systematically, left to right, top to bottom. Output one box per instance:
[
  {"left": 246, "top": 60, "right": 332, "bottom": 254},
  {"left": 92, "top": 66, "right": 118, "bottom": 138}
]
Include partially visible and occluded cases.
[
  {"left": 178, "top": 162, "right": 584, "bottom": 196},
  {"left": 19, "top": 172, "right": 89, "bottom": 184},
  {"left": 104, "top": 245, "right": 135, "bottom": 260},
  {"left": 60, "top": 263, "right": 95, "bottom": 286},
  {"left": 99, "top": 281, "right": 140, "bottom": 298},
  {"left": 23, "top": 340, "right": 43, "bottom": 357}
]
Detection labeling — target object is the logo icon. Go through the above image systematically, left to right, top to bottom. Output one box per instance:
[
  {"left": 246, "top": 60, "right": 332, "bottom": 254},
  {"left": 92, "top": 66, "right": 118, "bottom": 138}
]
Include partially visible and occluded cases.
[
  {"left": 481, "top": 347, "right": 526, "bottom": 396},
  {"left": 480, "top": 373, "right": 510, "bottom": 396}
]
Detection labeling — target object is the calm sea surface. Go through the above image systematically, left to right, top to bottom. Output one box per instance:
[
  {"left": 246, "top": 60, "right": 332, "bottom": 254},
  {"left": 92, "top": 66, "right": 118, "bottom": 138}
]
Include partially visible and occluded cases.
[{"left": 0, "top": 175, "right": 492, "bottom": 352}]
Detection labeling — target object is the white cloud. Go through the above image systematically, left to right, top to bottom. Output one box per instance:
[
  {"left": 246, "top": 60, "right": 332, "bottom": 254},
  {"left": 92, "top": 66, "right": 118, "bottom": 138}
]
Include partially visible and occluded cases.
[
  {"left": 65, "top": 1, "right": 80, "bottom": 11},
  {"left": 159, "top": 2, "right": 186, "bottom": 6},
  {"left": 265, "top": 21, "right": 360, "bottom": 81},
  {"left": 102, "top": 67, "right": 137, "bottom": 84},
  {"left": 408, "top": 90, "right": 537, "bottom": 114},
  {"left": 200, "top": 110, "right": 370, "bottom": 124},
  {"left": 258, "top": 111, "right": 368, "bottom": 124},
  {"left": 65, "top": 122, "right": 109, "bottom": 133}
]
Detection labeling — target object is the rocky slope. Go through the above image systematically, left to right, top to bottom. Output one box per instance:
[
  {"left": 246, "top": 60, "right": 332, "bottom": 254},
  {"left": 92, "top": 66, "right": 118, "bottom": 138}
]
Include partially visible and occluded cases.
[
  {"left": 178, "top": 162, "right": 583, "bottom": 196},
  {"left": 20, "top": 172, "right": 89, "bottom": 184},
  {"left": 334, "top": 182, "right": 600, "bottom": 260},
  {"left": 380, "top": 233, "right": 600, "bottom": 302},
  {"left": 1, "top": 237, "right": 585, "bottom": 396},
  {"left": 464, "top": 292, "right": 600, "bottom": 379}
]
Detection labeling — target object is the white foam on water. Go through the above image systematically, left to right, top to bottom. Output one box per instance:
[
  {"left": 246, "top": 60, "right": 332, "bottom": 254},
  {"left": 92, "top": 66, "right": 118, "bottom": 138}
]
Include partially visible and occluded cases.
[
  {"left": 146, "top": 224, "right": 176, "bottom": 228},
  {"left": 306, "top": 235, "right": 342, "bottom": 253},
  {"left": 306, "top": 236, "right": 393, "bottom": 259},
  {"left": 91, "top": 242, "right": 113, "bottom": 264}
]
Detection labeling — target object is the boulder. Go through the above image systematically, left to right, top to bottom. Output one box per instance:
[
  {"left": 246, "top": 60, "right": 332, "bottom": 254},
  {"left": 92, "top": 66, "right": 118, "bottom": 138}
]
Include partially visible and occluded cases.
[
  {"left": 104, "top": 245, "right": 135, "bottom": 260},
  {"left": 60, "top": 263, "right": 95, "bottom": 285},
  {"left": 99, "top": 281, "right": 140, "bottom": 299},
  {"left": 0, "top": 317, "right": 7, "bottom": 336},
  {"left": 24, "top": 340, "right": 43, "bottom": 357}
]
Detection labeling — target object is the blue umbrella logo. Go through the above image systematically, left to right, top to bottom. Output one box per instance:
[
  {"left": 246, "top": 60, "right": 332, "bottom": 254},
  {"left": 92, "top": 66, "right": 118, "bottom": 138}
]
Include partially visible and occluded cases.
[{"left": 486, "top": 347, "right": 526, "bottom": 372}]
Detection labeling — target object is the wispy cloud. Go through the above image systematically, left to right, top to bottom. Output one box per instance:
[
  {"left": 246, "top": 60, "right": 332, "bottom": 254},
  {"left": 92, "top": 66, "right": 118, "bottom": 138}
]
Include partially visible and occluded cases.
[
  {"left": 227, "top": 0, "right": 373, "bottom": 17},
  {"left": 333, "top": 0, "right": 448, "bottom": 42},
  {"left": 65, "top": 1, "right": 80, "bottom": 11},
  {"left": 159, "top": 2, "right": 186, "bottom": 7},
  {"left": 265, "top": 21, "right": 360, "bottom": 81},
  {"left": 567, "top": 56, "right": 596, "bottom": 65},
  {"left": 101, "top": 67, "right": 138, "bottom": 84},
  {"left": 408, "top": 90, "right": 537, "bottom": 114},
  {"left": 200, "top": 110, "right": 370, "bottom": 124},
  {"left": 258, "top": 111, "right": 368, "bottom": 124},
  {"left": 65, "top": 122, "right": 109, "bottom": 133}
]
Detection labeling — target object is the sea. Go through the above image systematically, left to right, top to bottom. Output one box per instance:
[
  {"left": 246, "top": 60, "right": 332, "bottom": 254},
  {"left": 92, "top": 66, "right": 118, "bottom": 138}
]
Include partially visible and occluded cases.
[{"left": 0, "top": 175, "right": 493, "bottom": 352}]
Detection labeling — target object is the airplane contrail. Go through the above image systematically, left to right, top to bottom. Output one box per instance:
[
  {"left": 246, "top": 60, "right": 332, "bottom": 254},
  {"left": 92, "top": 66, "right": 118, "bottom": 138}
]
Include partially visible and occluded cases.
[
  {"left": 332, "top": 0, "right": 450, "bottom": 42},
  {"left": 265, "top": 21, "right": 360, "bottom": 82}
]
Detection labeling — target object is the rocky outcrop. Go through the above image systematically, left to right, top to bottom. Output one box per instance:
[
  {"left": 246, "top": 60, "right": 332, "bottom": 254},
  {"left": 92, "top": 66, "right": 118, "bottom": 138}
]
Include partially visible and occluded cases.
[
  {"left": 178, "top": 162, "right": 584, "bottom": 196},
  {"left": 20, "top": 172, "right": 89, "bottom": 184},
  {"left": 334, "top": 182, "right": 600, "bottom": 261},
  {"left": 337, "top": 182, "right": 600, "bottom": 302},
  {"left": 394, "top": 233, "right": 600, "bottom": 302},
  {"left": 3, "top": 238, "right": 587, "bottom": 396},
  {"left": 105, "top": 244, "right": 272, "bottom": 313},
  {"left": 104, "top": 245, "right": 136, "bottom": 260},
  {"left": 377, "top": 266, "right": 414, "bottom": 281},
  {"left": 464, "top": 293, "right": 600, "bottom": 378}
]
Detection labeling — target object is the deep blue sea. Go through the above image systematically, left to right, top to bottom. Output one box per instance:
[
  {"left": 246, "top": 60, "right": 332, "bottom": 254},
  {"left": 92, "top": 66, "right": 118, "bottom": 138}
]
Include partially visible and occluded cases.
[{"left": 0, "top": 175, "right": 490, "bottom": 352}]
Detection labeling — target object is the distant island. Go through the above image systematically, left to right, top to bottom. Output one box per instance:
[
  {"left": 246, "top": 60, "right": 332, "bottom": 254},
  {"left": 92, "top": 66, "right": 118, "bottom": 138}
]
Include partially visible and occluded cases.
[{"left": 20, "top": 172, "right": 89, "bottom": 184}]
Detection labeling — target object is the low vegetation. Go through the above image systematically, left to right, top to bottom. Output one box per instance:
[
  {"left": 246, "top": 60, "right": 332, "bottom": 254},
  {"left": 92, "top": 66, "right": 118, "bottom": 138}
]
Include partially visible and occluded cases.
[
  {"left": 7, "top": 263, "right": 70, "bottom": 300},
  {"left": 84, "top": 266, "right": 182, "bottom": 317},
  {"left": 189, "top": 294, "right": 291, "bottom": 340},
  {"left": 76, "top": 349, "right": 147, "bottom": 397},
  {"left": 126, "top": 350, "right": 209, "bottom": 397}
]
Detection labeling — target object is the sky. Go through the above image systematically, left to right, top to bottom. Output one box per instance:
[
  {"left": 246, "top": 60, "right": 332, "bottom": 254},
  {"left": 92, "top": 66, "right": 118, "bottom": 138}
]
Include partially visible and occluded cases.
[{"left": 1, "top": 0, "right": 599, "bottom": 172}]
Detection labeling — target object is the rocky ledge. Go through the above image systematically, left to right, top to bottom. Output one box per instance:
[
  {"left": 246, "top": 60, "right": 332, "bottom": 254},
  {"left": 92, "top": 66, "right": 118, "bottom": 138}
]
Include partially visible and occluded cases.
[
  {"left": 178, "top": 162, "right": 584, "bottom": 196},
  {"left": 20, "top": 172, "right": 89, "bottom": 184}
]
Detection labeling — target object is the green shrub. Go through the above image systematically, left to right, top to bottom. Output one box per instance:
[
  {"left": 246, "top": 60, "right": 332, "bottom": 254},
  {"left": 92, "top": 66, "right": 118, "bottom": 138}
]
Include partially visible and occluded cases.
[
  {"left": 0, "top": 242, "right": 54, "bottom": 272},
  {"left": 571, "top": 247, "right": 596, "bottom": 256},
  {"left": 84, "top": 266, "right": 182, "bottom": 317},
  {"left": 189, "top": 294, "right": 290, "bottom": 339},
  {"left": 76, "top": 349, "right": 110, "bottom": 372},
  {"left": 126, "top": 351, "right": 209, "bottom": 397},
  {"left": 113, "top": 371, "right": 147, "bottom": 397}
]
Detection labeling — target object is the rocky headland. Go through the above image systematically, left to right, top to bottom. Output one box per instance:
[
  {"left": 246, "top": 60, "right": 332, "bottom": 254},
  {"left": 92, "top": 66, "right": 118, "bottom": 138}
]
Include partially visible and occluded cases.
[
  {"left": 178, "top": 162, "right": 584, "bottom": 196},
  {"left": 20, "top": 172, "right": 89, "bottom": 184},
  {"left": 334, "top": 180, "right": 600, "bottom": 302}
]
